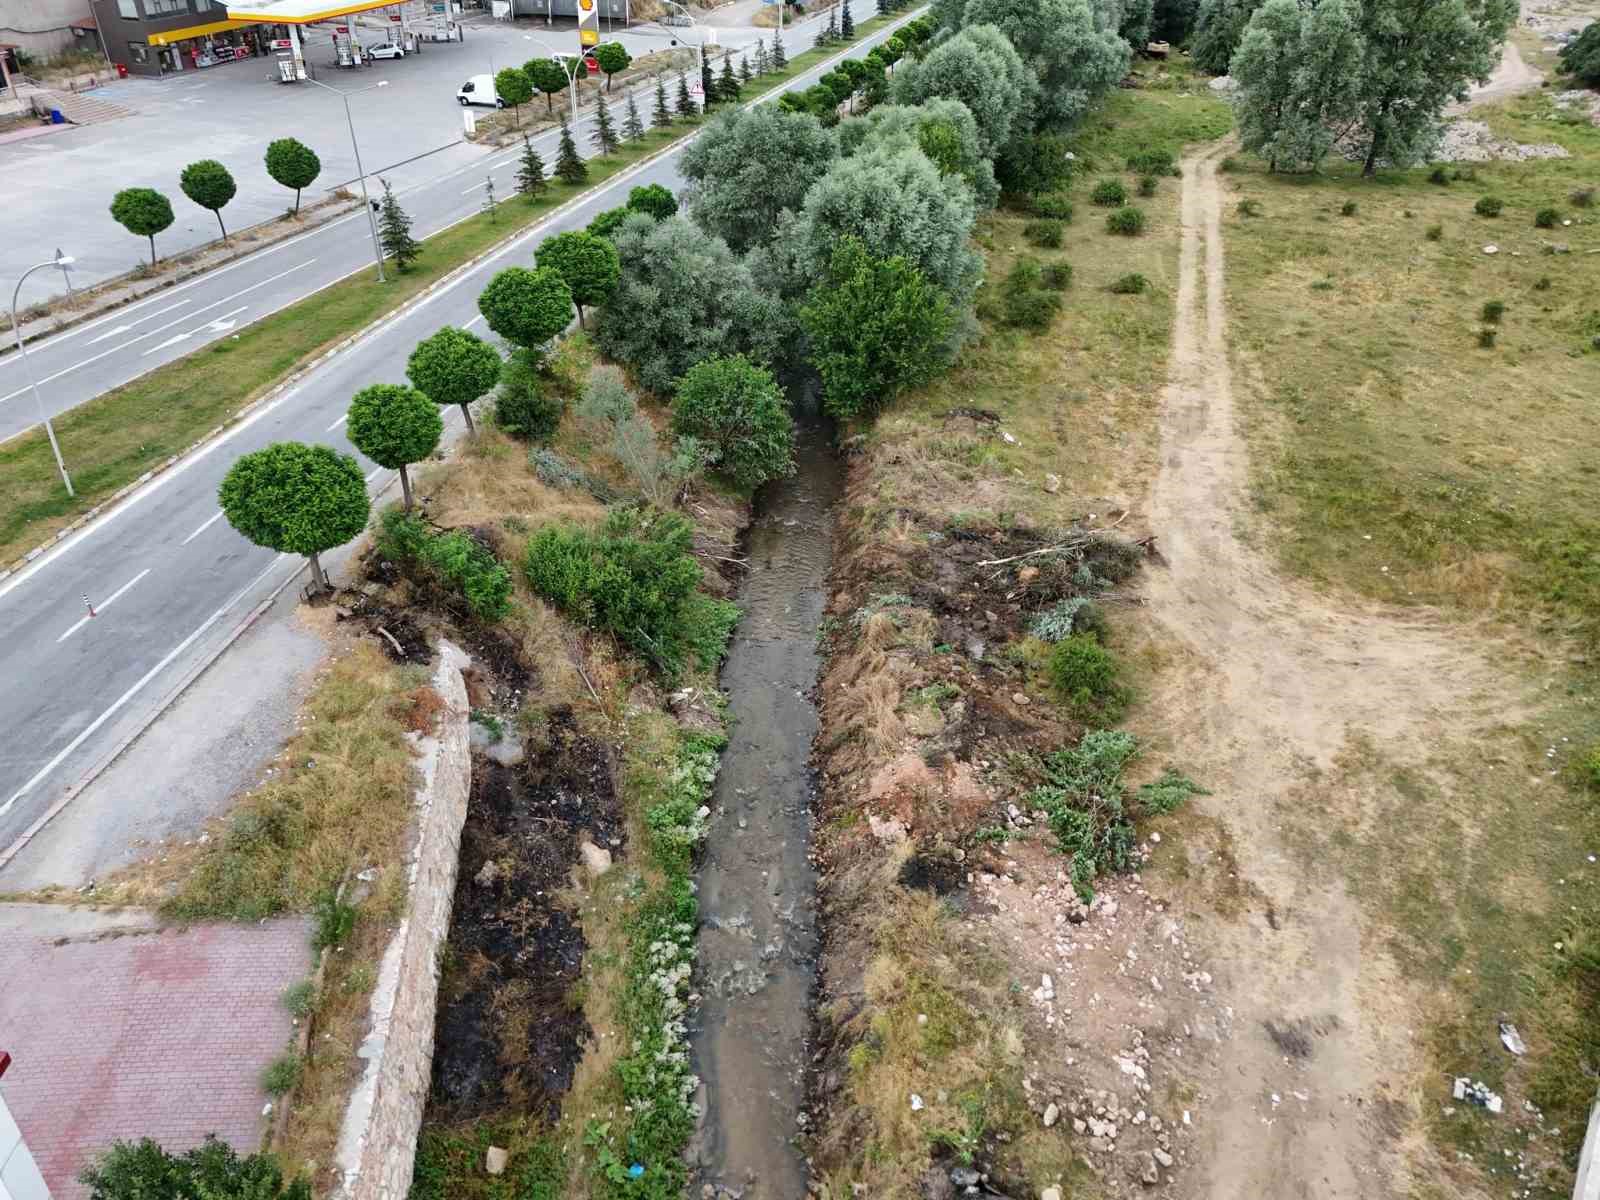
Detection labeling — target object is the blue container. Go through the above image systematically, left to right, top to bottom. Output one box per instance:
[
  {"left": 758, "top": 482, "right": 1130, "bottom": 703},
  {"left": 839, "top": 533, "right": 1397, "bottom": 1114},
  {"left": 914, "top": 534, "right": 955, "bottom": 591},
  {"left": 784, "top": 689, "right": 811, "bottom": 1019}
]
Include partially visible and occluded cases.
[{"left": 50, "top": 109, "right": 65, "bottom": 124}]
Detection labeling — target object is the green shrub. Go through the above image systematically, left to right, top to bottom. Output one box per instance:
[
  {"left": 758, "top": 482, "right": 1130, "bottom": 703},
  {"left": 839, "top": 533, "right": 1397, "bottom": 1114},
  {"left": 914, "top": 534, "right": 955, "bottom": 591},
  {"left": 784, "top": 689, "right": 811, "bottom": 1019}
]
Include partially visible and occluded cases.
[
  {"left": 1126, "top": 149, "right": 1178, "bottom": 177},
  {"left": 1218, "top": 155, "right": 1239, "bottom": 173},
  {"left": 1428, "top": 165, "right": 1450, "bottom": 185},
  {"left": 1453, "top": 165, "right": 1478, "bottom": 182},
  {"left": 1137, "top": 174, "right": 1158, "bottom": 197},
  {"left": 1091, "top": 178, "right": 1127, "bottom": 206},
  {"left": 1572, "top": 187, "right": 1595, "bottom": 208},
  {"left": 1030, "top": 192, "right": 1074, "bottom": 221},
  {"left": 1475, "top": 195, "right": 1504, "bottom": 217},
  {"left": 1238, "top": 198, "right": 1262, "bottom": 218},
  {"left": 1340, "top": 200, "right": 1358, "bottom": 216},
  {"left": 1106, "top": 205, "right": 1146, "bottom": 236},
  {"left": 1536, "top": 207, "right": 1561, "bottom": 228},
  {"left": 1023, "top": 218, "right": 1064, "bottom": 247},
  {"left": 1425, "top": 224, "right": 1443, "bottom": 241},
  {"left": 1000, "top": 259, "right": 1061, "bottom": 330},
  {"left": 1040, "top": 263, "right": 1073, "bottom": 291},
  {"left": 1109, "top": 272, "right": 1148, "bottom": 295},
  {"left": 1535, "top": 275, "right": 1552, "bottom": 291},
  {"left": 1481, "top": 299, "right": 1506, "bottom": 322},
  {"left": 1478, "top": 327, "right": 1497, "bottom": 348},
  {"left": 493, "top": 347, "right": 563, "bottom": 442},
  {"left": 671, "top": 355, "right": 795, "bottom": 491},
  {"left": 523, "top": 508, "right": 735, "bottom": 677},
  {"left": 377, "top": 509, "right": 512, "bottom": 622},
  {"left": 1029, "top": 597, "right": 1103, "bottom": 643},
  {"left": 1048, "top": 635, "right": 1130, "bottom": 720},
  {"left": 281, "top": 980, "right": 316, "bottom": 1018},
  {"left": 262, "top": 1054, "right": 302, "bottom": 1097},
  {"left": 80, "top": 1136, "right": 311, "bottom": 1200}
]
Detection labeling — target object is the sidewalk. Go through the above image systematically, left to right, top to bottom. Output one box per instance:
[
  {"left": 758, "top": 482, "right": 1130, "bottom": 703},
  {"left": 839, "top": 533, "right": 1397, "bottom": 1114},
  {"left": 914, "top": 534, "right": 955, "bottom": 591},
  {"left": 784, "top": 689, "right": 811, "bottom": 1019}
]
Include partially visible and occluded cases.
[{"left": 0, "top": 903, "right": 311, "bottom": 1200}]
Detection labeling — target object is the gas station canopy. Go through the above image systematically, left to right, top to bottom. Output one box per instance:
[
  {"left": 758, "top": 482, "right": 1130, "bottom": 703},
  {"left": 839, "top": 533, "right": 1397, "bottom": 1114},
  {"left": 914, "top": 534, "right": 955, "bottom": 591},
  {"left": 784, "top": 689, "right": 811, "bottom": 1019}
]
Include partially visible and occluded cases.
[
  {"left": 224, "top": 0, "right": 418, "bottom": 23},
  {"left": 146, "top": 18, "right": 258, "bottom": 46}
]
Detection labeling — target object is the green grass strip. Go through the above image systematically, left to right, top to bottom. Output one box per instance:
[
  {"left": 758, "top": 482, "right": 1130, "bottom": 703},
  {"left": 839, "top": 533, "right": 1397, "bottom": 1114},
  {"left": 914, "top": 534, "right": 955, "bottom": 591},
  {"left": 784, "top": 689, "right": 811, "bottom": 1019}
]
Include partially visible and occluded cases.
[{"left": 0, "top": 10, "right": 910, "bottom": 568}]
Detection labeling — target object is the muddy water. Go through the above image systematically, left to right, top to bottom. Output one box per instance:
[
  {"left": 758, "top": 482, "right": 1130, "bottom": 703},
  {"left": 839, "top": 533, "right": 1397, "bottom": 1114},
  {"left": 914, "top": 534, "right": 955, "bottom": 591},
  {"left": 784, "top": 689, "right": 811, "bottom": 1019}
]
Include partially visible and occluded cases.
[{"left": 690, "top": 396, "right": 841, "bottom": 1198}]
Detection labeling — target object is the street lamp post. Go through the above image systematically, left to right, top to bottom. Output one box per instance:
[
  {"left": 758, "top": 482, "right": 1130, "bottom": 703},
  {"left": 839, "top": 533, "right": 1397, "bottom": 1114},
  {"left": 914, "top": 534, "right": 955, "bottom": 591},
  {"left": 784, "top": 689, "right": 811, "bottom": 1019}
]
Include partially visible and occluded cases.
[
  {"left": 658, "top": 0, "right": 706, "bottom": 112},
  {"left": 523, "top": 34, "right": 583, "bottom": 124},
  {"left": 307, "top": 77, "right": 389, "bottom": 283},
  {"left": 11, "top": 255, "right": 76, "bottom": 498}
]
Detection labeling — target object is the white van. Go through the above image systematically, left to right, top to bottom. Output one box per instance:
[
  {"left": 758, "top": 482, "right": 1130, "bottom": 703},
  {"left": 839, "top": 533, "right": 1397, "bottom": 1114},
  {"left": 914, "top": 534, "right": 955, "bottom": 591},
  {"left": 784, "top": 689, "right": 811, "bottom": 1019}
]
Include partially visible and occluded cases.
[{"left": 456, "top": 74, "right": 504, "bottom": 107}]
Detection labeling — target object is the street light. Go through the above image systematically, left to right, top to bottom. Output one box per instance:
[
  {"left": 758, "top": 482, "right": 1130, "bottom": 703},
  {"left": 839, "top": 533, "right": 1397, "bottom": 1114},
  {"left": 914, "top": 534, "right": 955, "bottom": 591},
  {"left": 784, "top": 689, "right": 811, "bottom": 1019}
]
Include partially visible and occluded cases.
[
  {"left": 657, "top": 0, "right": 706, "bottom": 112},
  {"left": 522, "top": 34, "right": 583, "bottom": 124},
  {"left": 306, "top": 77, "right": 389, "bottom": 283},
  {"left": 11, "top": 254, "right": 76, "bottom": 497}
]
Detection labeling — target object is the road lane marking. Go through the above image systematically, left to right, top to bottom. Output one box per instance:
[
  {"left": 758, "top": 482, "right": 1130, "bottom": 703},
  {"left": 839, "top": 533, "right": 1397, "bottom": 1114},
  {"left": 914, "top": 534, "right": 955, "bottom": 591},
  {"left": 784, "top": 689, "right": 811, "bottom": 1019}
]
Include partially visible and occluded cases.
[
  {"left": 461, "top": 178, "right": 493, "bottom": 194},
  {"left": 0, "top": 262, "right": 311, "bottom": 405},
  {"left": 84, "top": 299, "right": 195, "bottom": 345},
  {"left": 141, "top": 305, "right": 249, "bottom": 356},
  {"left": 463, "top": 313, "right": 485, "bottom": 329},
  {"left": 326, "top": 413, "right": 348, "bottom": 432},
  {"left": 365, "top": 466, "right": 383, "bottom": 482},
  {"left": 180, "top": 510, "right": 226, "bottom": 546},
  {"left": 2, "top": 554, "right": 288, "bottom": 818},
  {"left": 55, "top": 568, "right": 151, "bottom": 643}
]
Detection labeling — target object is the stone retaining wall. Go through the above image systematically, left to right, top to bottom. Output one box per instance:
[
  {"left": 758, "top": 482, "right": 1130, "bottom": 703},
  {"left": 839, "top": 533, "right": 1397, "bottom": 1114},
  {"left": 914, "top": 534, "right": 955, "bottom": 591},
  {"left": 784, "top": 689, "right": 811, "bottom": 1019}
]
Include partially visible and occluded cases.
[{"left": 331, "top": 640, "right": 471, "bottom": 1200}]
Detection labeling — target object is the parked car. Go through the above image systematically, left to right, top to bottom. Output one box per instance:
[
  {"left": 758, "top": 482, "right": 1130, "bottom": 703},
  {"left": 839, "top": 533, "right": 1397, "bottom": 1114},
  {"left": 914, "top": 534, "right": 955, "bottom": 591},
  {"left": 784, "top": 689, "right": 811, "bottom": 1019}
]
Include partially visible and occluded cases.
[
  {"left": 365, "top": 41, "right": 406, "bottom": 59},
  {"left": 456, "top": 73, "right": 504, "bottom": 107}
]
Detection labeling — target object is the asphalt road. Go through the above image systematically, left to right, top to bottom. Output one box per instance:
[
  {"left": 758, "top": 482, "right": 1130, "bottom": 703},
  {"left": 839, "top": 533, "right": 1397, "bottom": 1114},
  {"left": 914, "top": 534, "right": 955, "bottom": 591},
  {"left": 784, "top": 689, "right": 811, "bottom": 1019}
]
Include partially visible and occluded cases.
[{"left": 0, "top": 3, "right": 916, "bottom": 868}]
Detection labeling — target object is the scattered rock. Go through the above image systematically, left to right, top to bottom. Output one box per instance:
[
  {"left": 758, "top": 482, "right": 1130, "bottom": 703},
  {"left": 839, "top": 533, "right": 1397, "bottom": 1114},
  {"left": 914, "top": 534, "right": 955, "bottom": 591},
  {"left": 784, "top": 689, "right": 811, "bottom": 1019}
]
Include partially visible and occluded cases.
[
  {"left": 1436, "top": 119, "right": 1569, "bottom": 162},
  {"left": 1483, "top": 244, "right": 1499, "bottom": 255},
  {"left": 1043, "top": 473, "right": 1062, "bottom": 494},
  {"left": 870, "top": 814, "right": 910, "bottom": 843},
  {"left": 579, "top": 840, "right": 613, "bottom": 878},
  {"left": 474, "top": 860, "right": 501, "bottom": 887},
  {"left": 911, "top": 1092, "right": 926, "bottom": 1111},
  {"left": 1043, "top": 1102, "right": 1061, "bottom": 1127},
  {"left": 486, "top": 1146, "right": 509, "bottom": 1175},
  {"left": 1153, "top": 1148, "right": 1174, "bottom": 1168},
  {"left": 1136, "top": 1151, "right": 1160, "bottom": 1185},
  {"left": 949, "top": 1166, "right": 980, "bottom": 1188},
  {"left": 921, "top": 1168, "right": 956, "bottom": 1200},
  {"left": 1040, "top": 1189, "right": 1063, "bottom": 1200}
]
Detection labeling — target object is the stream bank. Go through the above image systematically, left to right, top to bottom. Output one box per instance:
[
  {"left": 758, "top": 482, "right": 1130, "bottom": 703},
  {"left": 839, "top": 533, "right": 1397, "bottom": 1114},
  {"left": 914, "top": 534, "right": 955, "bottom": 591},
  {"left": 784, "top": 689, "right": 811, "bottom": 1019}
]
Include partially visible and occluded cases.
[{"left": 689, "top": 394, "right": 844, "bottom": 1198}]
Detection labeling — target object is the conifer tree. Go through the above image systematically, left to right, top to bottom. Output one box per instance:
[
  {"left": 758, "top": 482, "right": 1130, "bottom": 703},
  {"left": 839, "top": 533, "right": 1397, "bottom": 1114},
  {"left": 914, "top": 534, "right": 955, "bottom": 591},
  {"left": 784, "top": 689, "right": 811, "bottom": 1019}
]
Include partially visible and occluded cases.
[
  {"left": 841, "top": 0, "right": 854, "bottom": 37},
  {"left": 823, "top": 3, "right": 838, "bottom": 44},
  {"left": 771, "top": 27, "right": 787, "bottom": 68},
  {"left": 754, "top": 38, "right": 770, "bottom": 75},
  {"left": 719, "top": 52, "right": 741, "bottom": 102},
  {"left": 739, "top": 53, "right": 753, "bottom": 84},
  {"left": 701, "top": 57, "right": 717, "bottom": 108},
  {"left": 676, "top": 70, "right": 696, "bottom": 118},
  {"left": 653, "top": 73, "right": 673, "bottom": 126},
  {"left": 622, "top": 90, "right": 646, "bottom": 141},
  {"left": 591, "top": 92, "right": 620, "bottom": 154},
  {"left": 555, "top": 118, "right": 588, "bottom": 184},
  {"left": 516, "top": 134, "right": 548, "bottom": 200},
  {"left": 482, "top": 174, "right": 497, "bottom": 223},
  {"left": 377, "top": 178, "right": 420, "bottom": 271}
]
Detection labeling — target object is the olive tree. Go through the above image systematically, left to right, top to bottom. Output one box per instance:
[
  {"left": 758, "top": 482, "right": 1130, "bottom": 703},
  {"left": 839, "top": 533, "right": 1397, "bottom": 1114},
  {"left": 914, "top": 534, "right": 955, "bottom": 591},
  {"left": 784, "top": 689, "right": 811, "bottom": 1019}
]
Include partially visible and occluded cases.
[
  {"left": 961, "top": 0, "right": 1128, "bottom": 127},
  {"left": 1233, "top": 0, "right": 1364, "bottom": 172},
  {"left": 889, "top": 24, "right": 1031, "bottom": 158},
  {"left": 839, "top": 99, "right": 998, "bottom": 208},
  {"left": 679, "top": 105, "right": 839, "bottom": 252},
  {"left": 264, "top": 137, "right": 321, "bottom": 213},
  {"left": 798, "top": 143, "right": 983, "bottom": 306},
  {"left": 179, "top": 159, "right": 237, "bottom": 241},
  {"left": 109, "top": 187, "right": 174, "bottom": 268},
  {"left": 597, "top": 213, "right": 788, "bottom": 393},
  {"left": 536, "top": 230, "right": 621, "bottom": 327},
  {"left": 799, "top": 236, "right": 956, "bottom": 421},
  {"left": 475, "top": 266, "right": 573, "bottom": 355},
  {"left": 407, "top": 325, "right": 505, "bottom": 434},
  {"left": 671, "top": 355, "right": 796, "bottom": 491},
  {"left": 346, "top": 383, "right": 443, "bottom": 510},
  {"left": 218, "top": 442, "right": 370, "bottom": 593}
]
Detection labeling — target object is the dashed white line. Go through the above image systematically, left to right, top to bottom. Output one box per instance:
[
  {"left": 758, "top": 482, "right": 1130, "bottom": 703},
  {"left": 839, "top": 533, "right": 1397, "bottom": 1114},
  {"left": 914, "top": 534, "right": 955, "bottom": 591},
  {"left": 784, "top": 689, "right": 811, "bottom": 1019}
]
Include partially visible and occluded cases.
[
  {"left": 461, "top": 178, "right": 494, "bottom": 195},
  {"left": 463, "top": 313, "right": 485, "bottom": 329},
  {"left": 326, "top": 413, "right": 348, "bottom": 432},
  {"left": 365, "top": 466, "right": 384, "bottom": 482},
  {"left": 180, "top": 510, "right": 226, "bottom": 546},
  {"left": 3, "top": 554, "right": 287, "bottom": 817},
  {"left": 55, "top": 568, "right": 152, "bottom": 643}
]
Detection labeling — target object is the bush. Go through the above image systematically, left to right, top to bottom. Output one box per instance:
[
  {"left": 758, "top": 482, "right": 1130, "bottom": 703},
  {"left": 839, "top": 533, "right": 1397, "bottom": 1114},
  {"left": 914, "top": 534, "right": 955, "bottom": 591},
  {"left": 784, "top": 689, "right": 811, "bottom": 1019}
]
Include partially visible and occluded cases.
[
  {"left": 1126, "top": 149, "right": 1177, "bottom": 177},
  {"left": 1218, "top": 155, "right": 1239, "bottom": 173},
  {"left": 1429, "top": 165, "right": 1450, "bottom": 185},
  {"left": 1453, "top": 165, "right": 1478, "bottom": 182},
  {"left": 1137, "top": 174, "right": 1158, "bottom": 197},
  {"left": 1091, "top": 178, "right": 1127, "bottom": 206},
  {"left": 1572, "top": 187, "right": 1596, "bottom": 208},
  {"left": 1030, "top": 192, "right": 1074, "bottom": 220},
  {"left": 1474, "top": 196, "right": 1504, "bottom": 217},
  {"left": 1238, "top": 198, "right": 1262, "bottom": 218},
  {"left": 1340, "top": 200, "right": 1358, "bottom": 216},
  {"left": 1106, "top": 205, "right": 1146, "bottom": 236},
  {"left": 1535, "top": 207, "right": 1560, "bottom": 229},
  {"left": 1024, "top": 218, "right": 1064, "bottom": 247},
  {"left": 1425, "top": 224, "right": 1443, "bottom": 241},
  {"left": 1000, "top": 259, "right": 1062, "bottom": 330},
  {"left": 1040, "top": 263, "right": 1073, "bottom": 291},
  {"left": 1109, "top": 272, "right": 1149, "bottom": 295},
  {"left": 1535, "top": 275, "right": 1552, "bottom": 291},
  {"left": 1481, "top": 299, "right": 1506, "bottom": 322},
  {"left": 1478, "top": 327, "right": 1497, "bottom": 348},
  {"left": 493, "top": 347, "right": 563, "bottom": 442},
  {"left": 671, "top": 355, "right": 796, "bottom": 491},
  {"left": 523, "top": 508, "right": 734, "bottom": 676},
  {"left": 377, "top": 509, "right": 513, "bottom": 622},
  {"left": 1029, "top": 597, "right": 1105, "bottom": 643},
  {"left": 1048, "top": 635, "right": 1130, "bottom": 720},
  {"left": 262, "top": 1054, "right": 302, "bottom": 1097},
  {"left": 80, "top": 1136, "right": 311, "bottom": 1200}
]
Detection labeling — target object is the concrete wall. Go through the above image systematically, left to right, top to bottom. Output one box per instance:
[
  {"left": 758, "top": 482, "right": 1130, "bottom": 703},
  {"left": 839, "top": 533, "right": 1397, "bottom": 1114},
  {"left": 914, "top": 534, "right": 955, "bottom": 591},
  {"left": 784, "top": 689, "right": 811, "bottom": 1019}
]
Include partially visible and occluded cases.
[
  {"left": 0, "top": 0, "right": 94, "bottom": 61},
  {"left": 331, "top": 641, "right": 470, "bottom": 1200},
  {"left": 0, "top": 1088, "right": 50, "bottom": 1200}
]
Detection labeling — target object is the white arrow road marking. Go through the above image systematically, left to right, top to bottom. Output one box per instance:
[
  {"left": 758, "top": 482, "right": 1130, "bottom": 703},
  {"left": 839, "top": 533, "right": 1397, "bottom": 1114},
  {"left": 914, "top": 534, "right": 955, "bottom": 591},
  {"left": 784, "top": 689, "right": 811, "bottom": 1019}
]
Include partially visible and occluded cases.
[
  {"left": 85, "top": 299, "right": 195, "bottom": 346},
  {"left": 142, "top": 305, "right": 248, "bottom": 356},
  {"left": 180, "top": 510, "right": 226, "bottom": 546},
  {"left": 2, "top": 554, "right": 288, "bottom": 817},
  {"left": 55, "top": 568, "right": 151, "bottom": 643}
]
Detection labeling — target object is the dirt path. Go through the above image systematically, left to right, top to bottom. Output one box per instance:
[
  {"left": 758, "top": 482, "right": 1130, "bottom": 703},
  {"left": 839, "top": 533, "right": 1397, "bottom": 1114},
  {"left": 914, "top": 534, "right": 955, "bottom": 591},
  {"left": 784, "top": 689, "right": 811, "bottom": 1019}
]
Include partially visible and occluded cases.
[
  {"left": 1457, "top": 38, "right": 1543, "bottom": 110},
  {"left": 1139, "top": 143, "right": 1506, "bottom": 1198}
]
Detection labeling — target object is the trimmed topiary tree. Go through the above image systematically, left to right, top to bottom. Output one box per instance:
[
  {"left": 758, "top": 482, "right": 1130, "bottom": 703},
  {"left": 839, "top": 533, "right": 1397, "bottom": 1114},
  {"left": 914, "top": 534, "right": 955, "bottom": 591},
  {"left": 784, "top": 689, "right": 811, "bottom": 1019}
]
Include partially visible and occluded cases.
[
  {"left": 593, "top": 41, "right": 631, "bottom": 90},
  {"left": 526, "top": 57, "right": 569, "bottom": 114},
  {"left": 495, "top": 66, "right": 533, "bottom": 125},
  {"left": 264, "top": 137, "right": 321, "bottom": 214},
  {"left": 180, "top": 159, "right": 237, "bottom": 242},
  {"left": 627, "top": 182, "right": 678, "bottom": 220},
  {"left": 110, "top": 187, "right": 174, "bottom": 268},
  {"left": 536, "top": 230, "right": 621, "bottom": 328},
  {"left": 476, "top": 267, "right": 573, "bottom": 355},
  {"left": 407, "top": 326, "right": 504, "bottom": 435},
  {"left": 494, "top": 347, "right": 564, "bottom": 442},
  {"left": 671, "top": 354, "right": 796, "bottom": 491},
  {"left": 345, "top": 383, "right": 443, "bottom": 510},
  {"left": 218, "top": 442, "right": 370, "bottom": 593}
]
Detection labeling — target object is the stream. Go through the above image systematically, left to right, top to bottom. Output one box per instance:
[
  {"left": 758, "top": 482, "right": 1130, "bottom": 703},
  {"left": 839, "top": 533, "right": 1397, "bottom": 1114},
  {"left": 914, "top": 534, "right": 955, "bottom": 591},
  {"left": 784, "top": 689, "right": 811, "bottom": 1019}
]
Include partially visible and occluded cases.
[{"left": 689, "top": 391, "right": 842, "bottom": 1198}]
